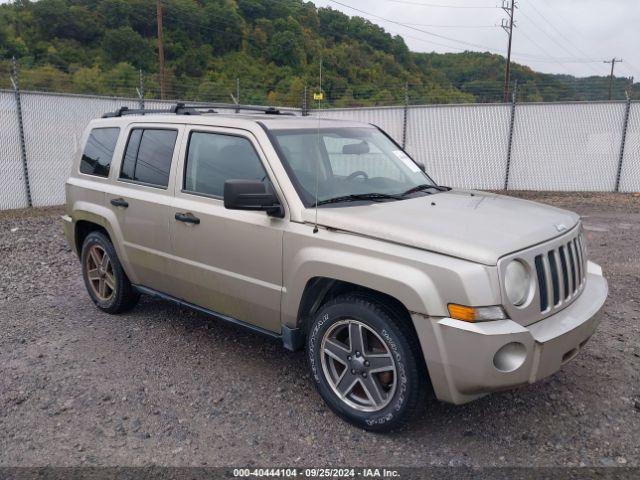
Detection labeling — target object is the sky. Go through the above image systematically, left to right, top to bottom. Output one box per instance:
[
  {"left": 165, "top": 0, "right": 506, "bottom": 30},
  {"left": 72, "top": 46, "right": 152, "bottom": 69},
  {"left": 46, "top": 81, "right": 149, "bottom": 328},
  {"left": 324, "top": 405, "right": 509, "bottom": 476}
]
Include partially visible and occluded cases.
[
  {"left": 1, "top": 0, "right": 638, "bottom": 79},
  {"left": 313, "top": 0, "right": 640, "bottom": 79}
]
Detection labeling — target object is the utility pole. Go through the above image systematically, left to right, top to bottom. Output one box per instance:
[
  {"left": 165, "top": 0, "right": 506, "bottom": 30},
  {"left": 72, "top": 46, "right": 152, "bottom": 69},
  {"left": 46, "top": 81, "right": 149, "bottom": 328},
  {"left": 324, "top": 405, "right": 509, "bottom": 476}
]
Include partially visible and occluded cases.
[
  {"left": 156, "top": 0, "right": 166, "bottom": 100},
  {"left": 501, "top": 0, "right": 516, "bottom": 103},
  {"left": 604, "top": 58, "right": 622, "bottom": 100}
]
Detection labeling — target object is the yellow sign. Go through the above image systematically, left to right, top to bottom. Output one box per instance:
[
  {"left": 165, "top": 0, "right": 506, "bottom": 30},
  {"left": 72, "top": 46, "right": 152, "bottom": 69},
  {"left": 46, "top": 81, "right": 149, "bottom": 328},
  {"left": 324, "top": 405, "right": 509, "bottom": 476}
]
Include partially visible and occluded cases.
[{"left": 313, "top": 92, "right": 324, "bottom": 101}]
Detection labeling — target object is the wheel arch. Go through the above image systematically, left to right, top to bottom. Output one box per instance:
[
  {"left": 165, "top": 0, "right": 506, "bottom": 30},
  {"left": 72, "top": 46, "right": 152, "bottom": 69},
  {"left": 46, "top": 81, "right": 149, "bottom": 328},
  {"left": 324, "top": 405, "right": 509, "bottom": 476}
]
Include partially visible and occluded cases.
[
  {"left": 71, "top": 202, "right": 138, "bottom": 283},
  {"left": 75, "top": 220, "right": 110, "bottom": 254},
  {"left": 296, "top": 277, "right": 413, "bottom": 335}
]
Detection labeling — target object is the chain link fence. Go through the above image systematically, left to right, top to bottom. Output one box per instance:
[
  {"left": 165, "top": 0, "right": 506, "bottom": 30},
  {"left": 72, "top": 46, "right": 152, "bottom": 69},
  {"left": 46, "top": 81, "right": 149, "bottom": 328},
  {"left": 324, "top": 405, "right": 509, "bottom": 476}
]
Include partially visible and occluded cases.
[
  {"left": 1, "top": 89, "right": 638, "bottom": 210},
  {"left": 0, "top": 90, "right": 27, "bottom": 210},
  {"left": 19, "top": 92, "right": 140, "bottom": 207},
  {"left": 319, "top": 100, "right": 639, "bottom": 193},
  {"left": 619, "top": 100, "right": 640, "bottom": 192},
  {"left": 508, "top": 102, "right": 627, "bottom": 191},
  {"left": 406, "top": 104, "right": 512, "bottom": 190}
]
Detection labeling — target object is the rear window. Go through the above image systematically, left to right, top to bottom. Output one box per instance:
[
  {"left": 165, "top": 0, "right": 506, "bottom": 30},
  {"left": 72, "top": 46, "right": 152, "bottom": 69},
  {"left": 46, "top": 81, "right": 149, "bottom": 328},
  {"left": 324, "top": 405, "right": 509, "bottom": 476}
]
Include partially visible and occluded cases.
[
  {"left": 79, "top": 127, "right": 120, "bottom": 177},
  {"left": 120, "top": 128, "right": 178, "bottom": 188}
]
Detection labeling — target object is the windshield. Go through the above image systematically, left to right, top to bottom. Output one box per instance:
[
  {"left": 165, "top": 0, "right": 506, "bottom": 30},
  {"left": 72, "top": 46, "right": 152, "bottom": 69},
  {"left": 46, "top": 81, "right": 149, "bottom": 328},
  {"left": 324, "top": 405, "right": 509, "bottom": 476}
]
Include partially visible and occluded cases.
[{"left": 270, "top": 127, "right": 436, "bottom": 207}]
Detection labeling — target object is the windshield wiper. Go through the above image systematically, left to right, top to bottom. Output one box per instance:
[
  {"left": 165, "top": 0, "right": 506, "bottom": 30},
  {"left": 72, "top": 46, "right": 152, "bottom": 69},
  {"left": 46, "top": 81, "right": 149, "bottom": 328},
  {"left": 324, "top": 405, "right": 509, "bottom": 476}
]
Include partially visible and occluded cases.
[
  {"left": 400, "top": 184, "right": 450, "bottom": 197},
  {"left": 314, "top": 192, "right": 403, "bottom": 206}
]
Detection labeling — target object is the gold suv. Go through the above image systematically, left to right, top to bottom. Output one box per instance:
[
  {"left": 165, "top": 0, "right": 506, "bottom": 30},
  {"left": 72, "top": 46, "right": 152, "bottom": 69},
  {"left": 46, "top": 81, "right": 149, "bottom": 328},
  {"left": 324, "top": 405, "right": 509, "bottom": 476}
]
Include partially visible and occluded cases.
[{"left": 63, "top": 104, "right": 608, "bottom": 431}]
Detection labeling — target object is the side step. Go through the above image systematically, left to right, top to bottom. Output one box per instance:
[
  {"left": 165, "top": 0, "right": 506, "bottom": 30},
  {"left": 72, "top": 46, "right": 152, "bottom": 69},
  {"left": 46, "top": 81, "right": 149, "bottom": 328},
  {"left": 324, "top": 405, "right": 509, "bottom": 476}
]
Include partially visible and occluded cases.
[{"left": 133, "top": 285, "right": 304, "bottom": 351}]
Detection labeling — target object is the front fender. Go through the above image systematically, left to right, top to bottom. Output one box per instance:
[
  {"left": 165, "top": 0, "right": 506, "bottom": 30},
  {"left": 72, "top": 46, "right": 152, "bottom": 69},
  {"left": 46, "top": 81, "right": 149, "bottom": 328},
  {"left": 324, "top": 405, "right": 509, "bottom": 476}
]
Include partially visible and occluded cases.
[
  {"left": 282, "top": 226, "right": 501, "bottom": 328},
  {"left": 284, "top": 246, "right": 437, "bottom": 328}
]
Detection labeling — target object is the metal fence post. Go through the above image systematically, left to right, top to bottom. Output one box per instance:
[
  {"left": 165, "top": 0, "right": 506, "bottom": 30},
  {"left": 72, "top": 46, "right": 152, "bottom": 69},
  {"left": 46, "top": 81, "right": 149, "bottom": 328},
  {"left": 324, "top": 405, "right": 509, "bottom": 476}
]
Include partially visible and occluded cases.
[
  {"left": 11, "top": 57, "right": 32, "bottom": 208},
  {"left": 136, "top": 69, "right": 145, "bottom": 110},
  {"left": 504, "top": 80, "right": 518, "bottom": 190},
  {"left": 402, "top": 82, "right": 409, "bottom": 149},
  {"left": 302, "top": 85, "right": 308, "bottom": 116},
  {"left": 615, "top": 94, "right": 632, "bottom": 192}
]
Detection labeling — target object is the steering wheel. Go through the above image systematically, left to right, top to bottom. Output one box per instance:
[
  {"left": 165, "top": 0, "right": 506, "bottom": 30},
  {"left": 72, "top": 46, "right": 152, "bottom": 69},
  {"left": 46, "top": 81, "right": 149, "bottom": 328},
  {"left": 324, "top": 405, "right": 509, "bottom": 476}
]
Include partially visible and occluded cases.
[{"left": 345, "top": 170, "right": 369, "bottom": 181}]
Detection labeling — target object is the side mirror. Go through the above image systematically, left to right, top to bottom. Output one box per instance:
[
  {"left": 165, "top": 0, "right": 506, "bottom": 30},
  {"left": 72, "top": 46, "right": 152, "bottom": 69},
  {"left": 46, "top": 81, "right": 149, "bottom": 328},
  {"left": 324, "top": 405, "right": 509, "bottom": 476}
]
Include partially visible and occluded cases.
[{"left": 224, "top": 179, "right": 284, "bottom": 218}]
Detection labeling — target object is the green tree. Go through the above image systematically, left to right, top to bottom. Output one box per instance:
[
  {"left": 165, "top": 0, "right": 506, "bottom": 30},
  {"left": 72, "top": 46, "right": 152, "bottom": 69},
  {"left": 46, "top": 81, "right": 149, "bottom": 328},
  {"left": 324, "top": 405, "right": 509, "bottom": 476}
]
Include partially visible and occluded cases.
[
  {"left": 97, "top": 0, "right": 133, "bottom": 29},
  {"left": 102, "top": 27, "right": 153, "bottom": 69}
]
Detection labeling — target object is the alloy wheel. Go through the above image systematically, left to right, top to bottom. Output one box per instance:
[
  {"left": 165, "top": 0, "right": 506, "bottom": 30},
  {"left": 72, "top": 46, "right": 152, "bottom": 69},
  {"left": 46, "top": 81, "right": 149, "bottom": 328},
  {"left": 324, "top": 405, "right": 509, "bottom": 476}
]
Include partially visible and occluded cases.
[
  {"left": 85, "top": 244, "right": 116, "bottom": 302},
  {"left": 320, "top": 319, "right": 397, "bottom": 412}
]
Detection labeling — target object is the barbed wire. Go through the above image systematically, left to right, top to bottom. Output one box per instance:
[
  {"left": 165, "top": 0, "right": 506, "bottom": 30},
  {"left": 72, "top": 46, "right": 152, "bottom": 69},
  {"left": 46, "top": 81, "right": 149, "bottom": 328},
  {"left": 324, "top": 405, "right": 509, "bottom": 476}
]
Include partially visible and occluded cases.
[{"left": 3, "top": 58, "right": 635, "bottom": 107}]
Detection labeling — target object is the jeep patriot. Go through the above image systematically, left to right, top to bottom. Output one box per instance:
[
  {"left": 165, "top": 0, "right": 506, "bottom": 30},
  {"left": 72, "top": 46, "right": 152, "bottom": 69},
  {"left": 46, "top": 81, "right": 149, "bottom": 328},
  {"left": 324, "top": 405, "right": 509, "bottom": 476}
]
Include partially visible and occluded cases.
[{"left": 62, "top": 104, "right": 608, "bottom": 431}]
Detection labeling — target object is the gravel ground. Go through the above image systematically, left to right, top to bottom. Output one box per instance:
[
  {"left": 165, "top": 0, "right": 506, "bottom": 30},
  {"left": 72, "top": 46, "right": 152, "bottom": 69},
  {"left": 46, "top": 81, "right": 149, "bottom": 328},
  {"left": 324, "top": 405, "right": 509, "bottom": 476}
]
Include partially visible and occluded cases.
[{"left": 0, "top": 192, "right": 639, "bottom": 468}]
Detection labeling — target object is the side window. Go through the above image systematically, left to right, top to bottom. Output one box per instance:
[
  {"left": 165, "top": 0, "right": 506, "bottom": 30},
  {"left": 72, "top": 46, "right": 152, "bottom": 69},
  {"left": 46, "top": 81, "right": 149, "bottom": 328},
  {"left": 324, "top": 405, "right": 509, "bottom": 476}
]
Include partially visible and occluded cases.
[
  {"left": 79, "top": 127, "right": 120, "bottom": 177},
  {"left": 120, "top": 128, "right": 178, "bottom": 188},
  {"left": 184, "top": 132, "right": 267, "bottom": 197}
]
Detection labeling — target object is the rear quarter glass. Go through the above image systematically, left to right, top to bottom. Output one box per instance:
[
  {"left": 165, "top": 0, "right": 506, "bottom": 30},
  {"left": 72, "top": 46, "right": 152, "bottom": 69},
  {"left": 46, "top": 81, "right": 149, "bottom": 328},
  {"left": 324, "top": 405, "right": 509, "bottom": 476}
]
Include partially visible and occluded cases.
[{"left": 79, "top": 127, "right": 120, "bottom": 177}]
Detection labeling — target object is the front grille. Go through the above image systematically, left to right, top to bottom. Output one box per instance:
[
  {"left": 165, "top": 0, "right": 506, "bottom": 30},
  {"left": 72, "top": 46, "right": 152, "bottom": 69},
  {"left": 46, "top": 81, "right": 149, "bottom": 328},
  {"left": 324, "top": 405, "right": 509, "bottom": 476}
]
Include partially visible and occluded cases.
[{"left": 533, "top": 232, "right": 587, "bottom": 313}]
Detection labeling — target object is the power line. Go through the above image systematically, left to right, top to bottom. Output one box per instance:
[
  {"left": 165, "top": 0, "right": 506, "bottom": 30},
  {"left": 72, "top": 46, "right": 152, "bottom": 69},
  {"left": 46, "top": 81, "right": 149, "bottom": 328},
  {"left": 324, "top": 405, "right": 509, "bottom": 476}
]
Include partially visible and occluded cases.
[
  {"left": 328, "top": 0, "right": 506, "bottom": 53},
  {"left": 328, "top": 0, "right": 605, "bottom": 66},
  {"left": 386, "top": 0, "right": 498, "bottom": 8},
  {"left": 525, "top": 0, "right": 600, "bottom": 65},
  {"left": 516, "top": 8, "right": 601, "bottom": 75},
  {"left": 401, "top": 23, "right": 496, "bottom": 28},
  {"left": 515, "top": 27, "right": 570, "bottom": 72},
  {"left": 620, "top": 60, "right": 640, "bottom": 79}
]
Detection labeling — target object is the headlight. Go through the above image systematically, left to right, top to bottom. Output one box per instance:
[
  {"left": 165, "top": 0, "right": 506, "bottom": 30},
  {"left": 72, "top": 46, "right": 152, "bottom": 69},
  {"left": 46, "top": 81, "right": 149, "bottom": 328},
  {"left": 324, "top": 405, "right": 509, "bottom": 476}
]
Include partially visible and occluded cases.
[{"left": 504, "top": 260, "right": 531, "bottom": 306}]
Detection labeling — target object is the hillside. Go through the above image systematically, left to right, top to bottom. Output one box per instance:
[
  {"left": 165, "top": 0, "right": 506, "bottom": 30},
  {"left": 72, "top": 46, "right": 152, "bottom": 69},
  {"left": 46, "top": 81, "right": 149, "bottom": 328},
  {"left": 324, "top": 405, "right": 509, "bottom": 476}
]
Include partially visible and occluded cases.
[{"left": 0, "top": 0, "right": 636, "bottom": 106}]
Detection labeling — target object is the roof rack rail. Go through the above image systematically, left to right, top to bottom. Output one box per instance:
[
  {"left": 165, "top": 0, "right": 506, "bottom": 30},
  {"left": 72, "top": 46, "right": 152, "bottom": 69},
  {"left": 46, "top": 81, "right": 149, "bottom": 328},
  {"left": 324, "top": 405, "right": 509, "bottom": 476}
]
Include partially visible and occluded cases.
[
  {"left": 102, "top": 102, "right": 296, "bottom": 119},
  {"left": 101, "top": 103, "right": 202, "bottom": 118},
  {"left": 178, "top": 103, "right": 295, "bottom": 115}
]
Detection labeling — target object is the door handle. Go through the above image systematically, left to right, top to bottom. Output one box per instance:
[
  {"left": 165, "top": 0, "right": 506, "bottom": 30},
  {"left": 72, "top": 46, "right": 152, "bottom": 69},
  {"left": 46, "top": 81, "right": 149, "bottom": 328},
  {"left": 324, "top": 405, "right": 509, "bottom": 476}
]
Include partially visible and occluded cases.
[
  {"left": 110, "top": 198, "right": 129, "bottom": 208},
  {"left": 175, "top": 212, "right": 200, "bottom": 225}
]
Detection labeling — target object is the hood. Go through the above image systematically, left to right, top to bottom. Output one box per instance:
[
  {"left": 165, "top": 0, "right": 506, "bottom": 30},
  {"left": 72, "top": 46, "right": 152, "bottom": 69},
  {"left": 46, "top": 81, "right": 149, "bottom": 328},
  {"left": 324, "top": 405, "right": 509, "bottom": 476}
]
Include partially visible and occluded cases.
[{"left": 302, "top": 190, "right": 580, "bottom": 265}]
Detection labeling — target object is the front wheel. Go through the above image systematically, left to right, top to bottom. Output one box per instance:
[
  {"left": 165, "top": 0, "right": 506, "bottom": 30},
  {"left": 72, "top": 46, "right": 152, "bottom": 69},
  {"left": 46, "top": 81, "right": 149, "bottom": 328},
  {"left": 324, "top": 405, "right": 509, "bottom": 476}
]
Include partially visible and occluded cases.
[{"left": 306, "top": 294, "right": 425, "bottom": 432}]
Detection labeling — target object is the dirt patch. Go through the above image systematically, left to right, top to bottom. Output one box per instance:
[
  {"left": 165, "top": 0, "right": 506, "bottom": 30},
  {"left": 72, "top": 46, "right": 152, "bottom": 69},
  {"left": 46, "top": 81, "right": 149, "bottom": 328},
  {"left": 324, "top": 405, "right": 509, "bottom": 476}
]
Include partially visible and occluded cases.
[{"left": 0, "top": 193, "right": 638, "bottom": 467}]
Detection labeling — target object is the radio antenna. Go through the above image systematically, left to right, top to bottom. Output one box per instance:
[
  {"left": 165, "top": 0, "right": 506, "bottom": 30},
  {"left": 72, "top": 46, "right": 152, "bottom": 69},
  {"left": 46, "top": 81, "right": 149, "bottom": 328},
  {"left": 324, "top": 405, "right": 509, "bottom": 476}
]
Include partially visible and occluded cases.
[{"left": 313, "top": 56, "right": 322, "bottom": 234}]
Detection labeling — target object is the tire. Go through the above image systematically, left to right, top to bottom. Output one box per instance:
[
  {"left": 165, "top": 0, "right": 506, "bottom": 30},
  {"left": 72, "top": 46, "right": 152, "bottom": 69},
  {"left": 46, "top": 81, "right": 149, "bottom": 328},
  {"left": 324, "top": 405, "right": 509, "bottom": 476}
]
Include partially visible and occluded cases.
[
  {"left": 80, "top": 231, "right": 139, "bottom": 314},
  {"left": 306, "top": 294, "right": 426, "bottom": 432}
]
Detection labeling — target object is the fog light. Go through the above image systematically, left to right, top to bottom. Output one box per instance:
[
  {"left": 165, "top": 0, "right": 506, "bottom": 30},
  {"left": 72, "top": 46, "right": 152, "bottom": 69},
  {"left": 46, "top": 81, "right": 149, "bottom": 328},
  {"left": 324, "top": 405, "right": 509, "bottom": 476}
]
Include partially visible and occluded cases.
[{"left": 493, "top": 342, "right": 527, "bottom": 372}]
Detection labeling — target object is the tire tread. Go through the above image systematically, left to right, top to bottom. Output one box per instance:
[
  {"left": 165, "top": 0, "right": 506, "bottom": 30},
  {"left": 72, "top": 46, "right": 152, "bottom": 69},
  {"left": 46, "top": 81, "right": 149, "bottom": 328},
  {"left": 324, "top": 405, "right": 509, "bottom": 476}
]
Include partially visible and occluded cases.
[
  {"left": 81, "top": 231, "right": 139, "bottom": 314},
  {"left": 307, "top": 293, "right": 427, "bottom": 432}
]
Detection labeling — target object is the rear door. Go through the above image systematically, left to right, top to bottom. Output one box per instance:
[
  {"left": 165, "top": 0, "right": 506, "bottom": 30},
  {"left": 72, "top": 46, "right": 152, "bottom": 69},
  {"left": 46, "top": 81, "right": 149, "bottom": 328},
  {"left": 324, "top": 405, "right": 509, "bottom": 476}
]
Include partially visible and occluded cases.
[
  {"left": 106, "top": 123, "right": 183, "bottom": 293},
  {"left": 168, "top": 125, "right": 285, "bottom": 333}
]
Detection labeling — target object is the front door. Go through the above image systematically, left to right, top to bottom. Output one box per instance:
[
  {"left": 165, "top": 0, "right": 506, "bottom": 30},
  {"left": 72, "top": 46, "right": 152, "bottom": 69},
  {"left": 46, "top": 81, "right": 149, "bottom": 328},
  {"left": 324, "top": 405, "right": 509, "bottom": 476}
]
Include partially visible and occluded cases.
[{"left": 169, "top": 126, "right": 285, "bottom": 333}]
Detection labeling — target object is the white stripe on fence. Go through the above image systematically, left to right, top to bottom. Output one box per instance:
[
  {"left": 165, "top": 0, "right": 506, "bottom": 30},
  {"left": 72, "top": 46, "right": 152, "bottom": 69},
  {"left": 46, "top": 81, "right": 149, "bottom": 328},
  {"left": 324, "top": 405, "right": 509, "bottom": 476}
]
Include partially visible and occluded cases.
[{"left": 1, "top": 91, "right": 639, "bottom": 210}]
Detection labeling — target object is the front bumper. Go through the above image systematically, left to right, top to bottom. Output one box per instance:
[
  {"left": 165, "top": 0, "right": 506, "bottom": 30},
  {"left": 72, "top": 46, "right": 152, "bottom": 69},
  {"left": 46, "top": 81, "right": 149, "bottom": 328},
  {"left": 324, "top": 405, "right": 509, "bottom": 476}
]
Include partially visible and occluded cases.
[{"left": 414, "top": 261, "right": 608, "bottom": 404}]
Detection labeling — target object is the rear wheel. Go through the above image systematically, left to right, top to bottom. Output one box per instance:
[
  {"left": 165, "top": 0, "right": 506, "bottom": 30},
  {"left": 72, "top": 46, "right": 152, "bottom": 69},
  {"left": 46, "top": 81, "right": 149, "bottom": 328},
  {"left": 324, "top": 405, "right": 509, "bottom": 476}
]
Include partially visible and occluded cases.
[
  {"left": 81, "top": 231, "right": 139, "bottom": 314},
  {"left": 306, "top": 294, "right": 425, "bottom": 432}
]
